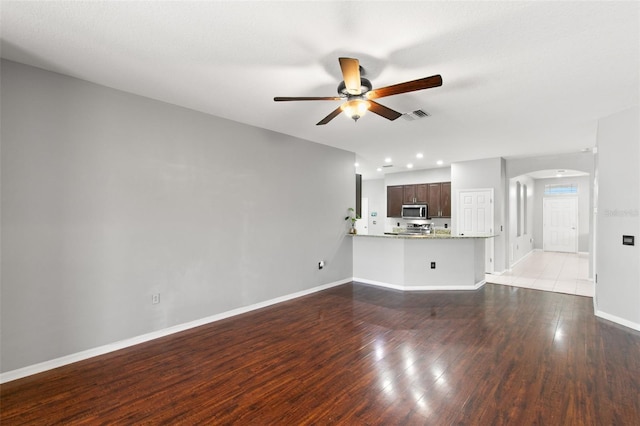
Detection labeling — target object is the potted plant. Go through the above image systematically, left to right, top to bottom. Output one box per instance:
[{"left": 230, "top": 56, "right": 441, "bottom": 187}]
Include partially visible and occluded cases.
[{"left": 345, "top": 207, "right": 361, "bottom": 234}]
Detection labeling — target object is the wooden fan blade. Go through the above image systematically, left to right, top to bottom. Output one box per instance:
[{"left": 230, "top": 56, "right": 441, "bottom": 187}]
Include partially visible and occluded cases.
[
  {"left": 339, "top": 57, "right": 361, "bottom": 95},
  {"left": 367, "top": 75, "right": 442, "bottom": 99},
  {"left": 274, "top": 96, "right": 342, "bottom": 101},
  {"left": 368, "top": 100, "right": 402, "bottom": 121},
  {"left": 316, "top": 106, "right": 344, "bottom": 125}
]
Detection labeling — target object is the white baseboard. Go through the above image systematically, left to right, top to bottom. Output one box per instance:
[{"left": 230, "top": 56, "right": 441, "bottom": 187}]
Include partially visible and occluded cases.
[
  {"left": 508, "top": 249, "right": 535, "bottom": 270},
  {"left": 353, "top": 277, "right": 485, "bottom": 291},
  {"left": 0, "top": 278, "right": 351, "bottom": 384},
  {"left": 595, "top": 310, "right": 640, "bottom": 332}
]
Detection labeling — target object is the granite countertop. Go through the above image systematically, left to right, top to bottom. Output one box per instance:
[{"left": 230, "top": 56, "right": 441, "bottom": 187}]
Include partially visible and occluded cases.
[{"left": 350, "top": 233, "right": 494, "bottom": 239}]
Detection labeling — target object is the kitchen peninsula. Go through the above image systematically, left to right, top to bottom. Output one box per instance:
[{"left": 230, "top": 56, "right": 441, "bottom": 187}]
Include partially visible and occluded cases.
[{"left": 352, "top": 233, "right": 490, "bottom": 291}]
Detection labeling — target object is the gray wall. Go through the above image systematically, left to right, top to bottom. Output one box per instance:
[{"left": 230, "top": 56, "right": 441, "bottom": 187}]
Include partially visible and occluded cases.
[
  {"left": 0, "top": 60, "right": 354, "bottom": 372},
  {"left": 595, "top": 106, "right": 640, "bottom": 328},
  {"left": 507, "top": 152, "right": 594, "bottom": 179},
  {"left": 451, "top": 157, "right": 507, "bottom": 272},
  {"left": 383, "top": 167, "right": 452, "bottom": 186},
  {"left": 508, "top": 175, "right": 535, "bottom": 265}
]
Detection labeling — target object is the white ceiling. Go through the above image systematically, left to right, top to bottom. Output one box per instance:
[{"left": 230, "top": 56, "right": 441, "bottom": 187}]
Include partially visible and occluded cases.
[{"left": 1, "top": 1, "right": 638, "bottom": 179}]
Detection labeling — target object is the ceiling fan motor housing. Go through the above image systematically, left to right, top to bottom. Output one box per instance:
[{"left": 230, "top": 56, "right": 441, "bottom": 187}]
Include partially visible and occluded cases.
[{"left": 337, "top": 78, "right": 372, "bottom": 97}]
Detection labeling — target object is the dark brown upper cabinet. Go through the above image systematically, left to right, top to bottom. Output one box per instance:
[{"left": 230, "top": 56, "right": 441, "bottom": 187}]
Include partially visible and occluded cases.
[
  {"left": 387, "top": 182, "right": 450, "bottom": 218},
  {"left": 427, "top": 182, "right": 451, "bottom": 218},
  {"left": 440, "top": 182, "right": 451, "bottom": 217},
  {"left": 402, "top": 184, "right": 428, "bottom": 204},
  {"left": 387, "top": 185, "right": 404, "bottom": 218}
]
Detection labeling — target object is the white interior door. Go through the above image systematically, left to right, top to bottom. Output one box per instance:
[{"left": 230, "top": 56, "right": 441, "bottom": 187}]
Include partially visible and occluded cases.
[
  {"left": 458, "top": 189, "right": 494, "bottom": 273},
  {"left": 543, "top": 197, "right": 577, "bottom": 252},
  {"left": 356, "top": 198, "right": 369, "bottom": 235}
]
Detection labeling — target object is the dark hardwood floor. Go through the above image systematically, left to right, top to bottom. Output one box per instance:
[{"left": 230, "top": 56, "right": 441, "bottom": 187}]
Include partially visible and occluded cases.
[{"left": 2, "top": 283, "right": 640, "bottom": 425}]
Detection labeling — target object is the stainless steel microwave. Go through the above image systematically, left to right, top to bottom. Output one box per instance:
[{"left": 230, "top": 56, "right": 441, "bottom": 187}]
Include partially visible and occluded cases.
[{"left": 401, "top": 204, "right": 428, "bottom": 219}]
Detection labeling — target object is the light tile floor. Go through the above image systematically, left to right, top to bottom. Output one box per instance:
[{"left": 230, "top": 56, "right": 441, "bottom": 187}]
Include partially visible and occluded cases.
[{"left": 485, "top": 251, "right": 594, "bottom": 297}]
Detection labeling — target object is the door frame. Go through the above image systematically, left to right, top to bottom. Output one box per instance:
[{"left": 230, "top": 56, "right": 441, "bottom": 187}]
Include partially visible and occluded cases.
[{"left": 543, "top": 196, "right": 578, "bottom": 253}]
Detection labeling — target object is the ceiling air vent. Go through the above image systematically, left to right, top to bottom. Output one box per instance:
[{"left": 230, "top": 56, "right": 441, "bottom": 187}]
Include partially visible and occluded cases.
[
  {"left": 402, "top": 109, "right": 431, "bottom": 121},
  {"left": 382, "top": 164, "right": 393, "bottom": 168}
]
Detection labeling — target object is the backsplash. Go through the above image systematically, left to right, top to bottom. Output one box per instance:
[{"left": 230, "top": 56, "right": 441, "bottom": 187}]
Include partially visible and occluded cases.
[{"left": 385, "top": 217, "right": 451, "bottom": 233}]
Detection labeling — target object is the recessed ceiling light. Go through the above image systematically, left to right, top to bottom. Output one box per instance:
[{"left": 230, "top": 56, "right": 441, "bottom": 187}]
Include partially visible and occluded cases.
[
  {"left": 416, "top": 153, "right": 424, "bottom": 159},
  {"left": 384, "top": 157, "right": 392, "bottom": 163},
  {"left": 436, "top": 160, "right": 443, "bottom": 166},
  {"left": 354, "top": 162, "right": 359, "bottom": 167},
  {"left": 407, "top": 163, "right": 414, "bottom": 169},
  {"left": 376, "top": 167, "right": 382, "bottom": 172},
  {"left": 556, "top": 174, "right": 562, "bottom": 178}
]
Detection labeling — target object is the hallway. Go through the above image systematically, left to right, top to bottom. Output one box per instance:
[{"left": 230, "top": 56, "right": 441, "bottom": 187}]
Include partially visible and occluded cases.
[{"left": 486, "top": 251, "right": 593, "bottom": 297}]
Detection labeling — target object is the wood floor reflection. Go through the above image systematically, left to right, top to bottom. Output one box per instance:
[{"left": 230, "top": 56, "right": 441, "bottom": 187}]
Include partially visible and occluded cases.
[{"left": 2, "top": 283, "right": 639, "bottom": 424}]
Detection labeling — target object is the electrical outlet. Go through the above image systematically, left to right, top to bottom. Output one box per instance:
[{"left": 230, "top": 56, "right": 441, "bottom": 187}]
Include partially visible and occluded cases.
[
  {"left": 430, "top": 262, "right": 436, "bottom": 269},
  {"left": 152, "top": 293, "right": 160, "bottom": 304}
]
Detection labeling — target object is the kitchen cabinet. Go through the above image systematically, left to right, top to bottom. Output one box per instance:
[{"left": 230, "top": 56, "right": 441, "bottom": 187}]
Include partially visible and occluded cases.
[
  {"left": 388, "top": 182, "right": 449, "bottom": 218},
  {"left": 427, "top": 182, "right": 451, "bottom": 218},
  {"left": 441, "top": 182, "right": 451, "bottom": 217},
  {"left": 402, "top": 184, "right": 428, "bottom": 204},
  {"left": 416, "top": 184, "right": 429, "bottom": 204},
  {"left": 387, "top": 185, "right": 404, "bottom": 217}
]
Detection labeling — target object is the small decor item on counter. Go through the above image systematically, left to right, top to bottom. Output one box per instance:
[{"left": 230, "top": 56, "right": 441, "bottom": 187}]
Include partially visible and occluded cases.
[{"left": 345, "top": 207, "right": 360, "bottom": 234}]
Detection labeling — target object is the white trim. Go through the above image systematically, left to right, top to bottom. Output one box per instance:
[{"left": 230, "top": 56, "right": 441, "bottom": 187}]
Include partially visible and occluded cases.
[
  {"left": 456, "top": 188, "right": 495, "bottom": 274},
  {"left": 543, "top": 196, "right": 579, "bottom": 253},
  {"left": 509, "top": 248, "right": 535, "bottom": 269},
  {"left": 354, "top": 277, "right": 486, "bottom": 292},
  {"left": 0, "top": 278, "right": 351, "bottom": 384},
  {"left": 353, "top": 278, "right": 405, "bottom": 291},
  {"left": 595, "top": 310, "right": 640, "bottom": 332}
]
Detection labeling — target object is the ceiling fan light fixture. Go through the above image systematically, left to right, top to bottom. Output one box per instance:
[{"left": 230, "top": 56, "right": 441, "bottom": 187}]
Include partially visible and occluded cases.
[{"left": 341, "top": 99, "right": 370, "bottom": 122}]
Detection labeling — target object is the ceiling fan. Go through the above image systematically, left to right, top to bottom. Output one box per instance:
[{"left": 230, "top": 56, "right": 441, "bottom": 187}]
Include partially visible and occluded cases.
[{"left": 274, "top": 57, "right": 442, "bottom": 125}]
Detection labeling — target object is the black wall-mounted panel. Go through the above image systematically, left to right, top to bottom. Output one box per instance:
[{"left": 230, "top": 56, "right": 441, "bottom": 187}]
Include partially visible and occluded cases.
[{"left": 622, "top": 235, "right": 635, "bottom": 246}]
